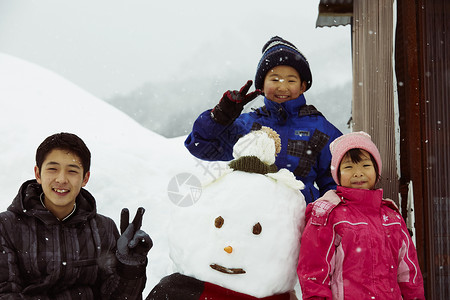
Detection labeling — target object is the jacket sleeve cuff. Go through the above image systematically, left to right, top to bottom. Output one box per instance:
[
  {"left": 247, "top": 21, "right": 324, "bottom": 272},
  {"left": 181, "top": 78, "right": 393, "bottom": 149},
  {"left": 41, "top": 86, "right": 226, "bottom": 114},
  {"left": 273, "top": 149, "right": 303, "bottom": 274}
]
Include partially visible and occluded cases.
[{"left": 115, "top": 251, "right": 147, "bottom": 280}]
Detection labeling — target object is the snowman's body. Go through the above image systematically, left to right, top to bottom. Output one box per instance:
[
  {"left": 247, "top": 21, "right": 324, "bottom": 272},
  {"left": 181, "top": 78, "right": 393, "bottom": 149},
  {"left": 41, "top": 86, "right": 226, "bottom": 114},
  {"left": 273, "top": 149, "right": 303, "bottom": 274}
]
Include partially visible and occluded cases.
[{"left": 147, "top": 128, "right": 306, "bottom": 300}]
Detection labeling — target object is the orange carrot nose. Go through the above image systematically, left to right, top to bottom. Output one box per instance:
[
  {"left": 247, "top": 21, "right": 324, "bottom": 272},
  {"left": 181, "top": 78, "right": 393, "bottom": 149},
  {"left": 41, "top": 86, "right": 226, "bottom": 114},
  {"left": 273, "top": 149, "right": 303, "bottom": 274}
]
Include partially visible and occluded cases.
[{"left": 224, "top": 246, "right": 233, "bottom": 254}]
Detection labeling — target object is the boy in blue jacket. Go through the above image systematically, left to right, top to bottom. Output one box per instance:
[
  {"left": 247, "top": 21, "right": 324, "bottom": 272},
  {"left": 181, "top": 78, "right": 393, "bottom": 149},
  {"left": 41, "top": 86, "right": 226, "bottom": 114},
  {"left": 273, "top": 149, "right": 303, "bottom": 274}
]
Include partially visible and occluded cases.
[{"left": 185, "top": 36, "right": 342, "bottom": 203}]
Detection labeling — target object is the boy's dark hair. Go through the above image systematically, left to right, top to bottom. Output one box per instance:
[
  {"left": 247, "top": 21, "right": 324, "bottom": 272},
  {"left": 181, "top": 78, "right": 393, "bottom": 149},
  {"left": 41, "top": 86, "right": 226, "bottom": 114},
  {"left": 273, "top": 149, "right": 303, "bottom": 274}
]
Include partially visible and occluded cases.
[
  {"left": 36, "top": 132, "right": 91, "bottom": 177},
  {"left": 337, "top": 148, "right": 381, "bottom": 183}
]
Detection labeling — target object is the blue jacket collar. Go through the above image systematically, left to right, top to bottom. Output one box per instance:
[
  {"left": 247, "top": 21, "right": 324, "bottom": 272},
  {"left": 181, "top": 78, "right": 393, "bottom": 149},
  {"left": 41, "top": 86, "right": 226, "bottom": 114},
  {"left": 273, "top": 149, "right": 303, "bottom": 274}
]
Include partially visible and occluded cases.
[{"left": 264, "top": 94, "right": 307, "bottom": 119}]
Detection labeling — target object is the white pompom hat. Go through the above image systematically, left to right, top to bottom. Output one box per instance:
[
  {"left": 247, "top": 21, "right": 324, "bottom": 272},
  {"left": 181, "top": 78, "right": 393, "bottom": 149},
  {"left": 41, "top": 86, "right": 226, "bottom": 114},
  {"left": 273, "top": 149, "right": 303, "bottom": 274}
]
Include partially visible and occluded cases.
[{"left": 329, "top": 131, "right": 382, "bottom": 185}]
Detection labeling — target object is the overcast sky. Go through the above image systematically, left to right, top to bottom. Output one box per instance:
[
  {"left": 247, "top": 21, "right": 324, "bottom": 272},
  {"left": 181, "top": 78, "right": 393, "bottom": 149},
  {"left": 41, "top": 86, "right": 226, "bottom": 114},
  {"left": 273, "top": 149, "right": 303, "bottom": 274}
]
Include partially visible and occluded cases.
[{"left": 0, "top": 0, "right": 351, "bottom": 100}]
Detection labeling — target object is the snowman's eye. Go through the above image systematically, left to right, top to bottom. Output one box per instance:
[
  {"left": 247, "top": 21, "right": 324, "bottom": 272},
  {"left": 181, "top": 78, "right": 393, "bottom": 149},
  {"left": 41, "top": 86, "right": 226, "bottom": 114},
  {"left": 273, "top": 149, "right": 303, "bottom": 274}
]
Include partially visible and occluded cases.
[
  {"left": 215, "top": 216, "right": 224, "bottom": 228},
  {"left": 252, "top": 222, "right": 262, "bottom": 235}
]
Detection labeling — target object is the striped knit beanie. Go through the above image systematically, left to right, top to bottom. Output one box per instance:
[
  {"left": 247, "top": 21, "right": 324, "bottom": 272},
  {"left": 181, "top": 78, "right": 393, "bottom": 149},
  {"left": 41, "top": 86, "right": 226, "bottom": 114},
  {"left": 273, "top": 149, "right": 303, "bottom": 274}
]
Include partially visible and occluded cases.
[{"left": 255, "top": 36, "right": 312, "bottom": 91}]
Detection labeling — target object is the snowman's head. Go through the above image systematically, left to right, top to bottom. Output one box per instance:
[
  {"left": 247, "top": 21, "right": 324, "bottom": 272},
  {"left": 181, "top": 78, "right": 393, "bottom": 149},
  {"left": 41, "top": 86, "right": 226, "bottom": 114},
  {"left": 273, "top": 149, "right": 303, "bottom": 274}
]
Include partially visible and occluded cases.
[{"left": 168, "top": 128, "right": 306, "bottom": 297}]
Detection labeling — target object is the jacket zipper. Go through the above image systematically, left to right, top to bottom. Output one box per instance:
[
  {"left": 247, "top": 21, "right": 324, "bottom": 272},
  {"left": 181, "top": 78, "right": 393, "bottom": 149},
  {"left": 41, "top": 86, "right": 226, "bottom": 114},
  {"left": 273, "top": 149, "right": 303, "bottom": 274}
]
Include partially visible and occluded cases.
[{"left": 59, "top": 224, "right": 67, "bottom": 279}]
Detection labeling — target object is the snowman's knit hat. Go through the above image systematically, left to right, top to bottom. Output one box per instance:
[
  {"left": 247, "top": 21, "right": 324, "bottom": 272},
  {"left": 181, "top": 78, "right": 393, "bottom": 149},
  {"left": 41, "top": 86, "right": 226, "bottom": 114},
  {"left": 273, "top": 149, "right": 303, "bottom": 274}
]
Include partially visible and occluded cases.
[
  {"left": 229, "top": 126, "right": 281, "bottom": 174},
  {"left": 229, "top": 156, "right": 278, "bottom": 175}
]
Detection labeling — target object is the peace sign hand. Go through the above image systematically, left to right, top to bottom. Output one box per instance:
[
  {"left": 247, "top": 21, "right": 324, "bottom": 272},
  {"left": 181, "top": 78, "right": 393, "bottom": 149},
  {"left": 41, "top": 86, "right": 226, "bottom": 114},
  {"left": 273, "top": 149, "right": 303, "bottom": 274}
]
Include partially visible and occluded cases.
[
  {"left": 211, "top": 80, "right": 262, "bottom": 125},
  {"left": 116, "top": 207, "right": 153, "bottom": 265}
]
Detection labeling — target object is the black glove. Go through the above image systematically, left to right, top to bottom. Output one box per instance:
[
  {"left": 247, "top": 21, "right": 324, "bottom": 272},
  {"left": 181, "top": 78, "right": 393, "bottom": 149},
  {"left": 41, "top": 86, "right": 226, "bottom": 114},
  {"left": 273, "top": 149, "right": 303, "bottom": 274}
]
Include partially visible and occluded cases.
[
  {"left": 211, "top": 80, "right": 262, "bottom": 125},
  {"left": 116, "top": 207, "right": 153, "bottom": 265}
]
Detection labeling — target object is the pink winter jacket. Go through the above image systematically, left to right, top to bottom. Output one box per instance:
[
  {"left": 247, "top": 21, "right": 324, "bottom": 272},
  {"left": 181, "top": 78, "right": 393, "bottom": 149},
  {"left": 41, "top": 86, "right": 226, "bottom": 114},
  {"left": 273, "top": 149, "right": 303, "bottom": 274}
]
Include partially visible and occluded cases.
[{"left": 297, "top": 186, "right": 424, "bottom": 300}]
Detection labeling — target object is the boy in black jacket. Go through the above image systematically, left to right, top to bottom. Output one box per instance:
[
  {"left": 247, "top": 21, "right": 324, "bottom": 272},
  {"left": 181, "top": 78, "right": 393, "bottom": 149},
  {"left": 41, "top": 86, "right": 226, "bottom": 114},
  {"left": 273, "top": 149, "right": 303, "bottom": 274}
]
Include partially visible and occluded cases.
[{"left": 0, "top": 132, "right": 152, "bottom": 299}]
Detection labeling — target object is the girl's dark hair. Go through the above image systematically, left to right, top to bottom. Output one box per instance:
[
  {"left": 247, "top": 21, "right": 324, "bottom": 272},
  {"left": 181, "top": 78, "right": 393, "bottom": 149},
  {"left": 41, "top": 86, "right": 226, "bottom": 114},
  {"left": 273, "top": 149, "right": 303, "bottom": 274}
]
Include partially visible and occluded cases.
[
  {"left": 35, "top": 133, "right": 91, "bottom": 177},
  {"left": 337, "top": 148, "right": 380, "bottom": 183}
]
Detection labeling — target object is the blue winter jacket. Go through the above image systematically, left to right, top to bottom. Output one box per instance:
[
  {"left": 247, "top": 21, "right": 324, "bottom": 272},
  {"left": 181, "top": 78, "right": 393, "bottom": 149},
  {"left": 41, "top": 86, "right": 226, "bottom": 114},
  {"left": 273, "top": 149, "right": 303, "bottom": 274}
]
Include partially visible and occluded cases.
[{"left": 185, "top": 95, "right": 342, "bottom": 204}]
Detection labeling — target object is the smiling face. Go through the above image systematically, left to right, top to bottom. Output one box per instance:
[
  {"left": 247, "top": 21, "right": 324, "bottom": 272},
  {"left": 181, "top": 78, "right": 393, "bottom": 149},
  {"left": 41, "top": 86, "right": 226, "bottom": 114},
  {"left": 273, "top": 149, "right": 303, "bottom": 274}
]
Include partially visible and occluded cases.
[
  {"left": 262, "top": 65, "right": 306, "bottom": 103},
  {"left": 35, "top": 148, "right": 90, "bottom": 219},
  {"left": 339, "top": 149, "right": 377, "bottom": 190},
  {"left": 209, "top": 215, "right": 263, "bottom": 275}
]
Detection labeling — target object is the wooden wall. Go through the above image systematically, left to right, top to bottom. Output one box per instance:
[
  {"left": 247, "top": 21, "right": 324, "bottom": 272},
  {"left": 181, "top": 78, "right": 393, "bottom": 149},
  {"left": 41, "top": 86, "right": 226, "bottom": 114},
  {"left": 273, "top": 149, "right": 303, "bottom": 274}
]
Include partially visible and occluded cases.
[{"left": 351, "top": 0, "right": 399, "bottom": 202}]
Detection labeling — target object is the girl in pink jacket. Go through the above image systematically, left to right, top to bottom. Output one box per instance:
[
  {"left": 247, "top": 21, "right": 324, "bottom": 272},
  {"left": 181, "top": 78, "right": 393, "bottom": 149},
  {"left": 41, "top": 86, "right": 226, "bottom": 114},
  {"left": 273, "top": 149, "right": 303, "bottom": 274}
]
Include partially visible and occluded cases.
[{"left": 297, "top": 131, "right": 424, "bottom": 299}]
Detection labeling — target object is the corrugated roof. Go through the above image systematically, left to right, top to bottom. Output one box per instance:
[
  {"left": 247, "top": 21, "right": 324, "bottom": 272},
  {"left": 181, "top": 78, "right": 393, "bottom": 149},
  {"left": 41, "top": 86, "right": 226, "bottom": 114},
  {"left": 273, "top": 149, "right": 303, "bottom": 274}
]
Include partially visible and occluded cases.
[
  {"left": 316, "top": 0, "right": 353, "bottom": 28},
  {"left": 319, "top": 0, "right": 353, "bottom": 3},
  {"left": 316, "top": 16, "right": 352, "bottom": 27}
]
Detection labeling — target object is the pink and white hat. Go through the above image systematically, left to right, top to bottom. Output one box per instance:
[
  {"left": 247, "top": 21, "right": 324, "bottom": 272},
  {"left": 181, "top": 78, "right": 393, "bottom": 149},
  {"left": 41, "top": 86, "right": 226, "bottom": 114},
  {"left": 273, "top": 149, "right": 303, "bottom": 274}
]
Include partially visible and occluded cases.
[{"left": 329, "top": 131, "right": 382, "bottom": 185}]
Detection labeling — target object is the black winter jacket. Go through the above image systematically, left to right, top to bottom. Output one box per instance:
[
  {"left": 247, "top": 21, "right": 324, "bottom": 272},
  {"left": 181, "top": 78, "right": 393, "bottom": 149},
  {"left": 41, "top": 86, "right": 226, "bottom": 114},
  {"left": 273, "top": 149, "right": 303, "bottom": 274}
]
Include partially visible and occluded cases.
[{"left": 0, "top": 180, "right": 146, "bottom": 299}]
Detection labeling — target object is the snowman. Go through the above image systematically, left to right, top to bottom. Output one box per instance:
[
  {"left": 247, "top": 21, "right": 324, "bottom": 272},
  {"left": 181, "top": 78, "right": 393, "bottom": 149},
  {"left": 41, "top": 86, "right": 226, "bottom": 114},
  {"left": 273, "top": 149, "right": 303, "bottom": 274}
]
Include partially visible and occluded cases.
[{"left": 147, "top": 127, "right": 306, "bottom": 300}]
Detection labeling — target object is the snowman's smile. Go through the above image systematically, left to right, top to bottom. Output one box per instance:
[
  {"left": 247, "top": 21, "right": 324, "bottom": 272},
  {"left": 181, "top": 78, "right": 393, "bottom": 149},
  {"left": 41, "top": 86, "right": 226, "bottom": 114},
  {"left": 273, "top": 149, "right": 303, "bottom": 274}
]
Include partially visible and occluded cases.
[{"left": 210, "top": 263, "right": 246, "bottom": 275}]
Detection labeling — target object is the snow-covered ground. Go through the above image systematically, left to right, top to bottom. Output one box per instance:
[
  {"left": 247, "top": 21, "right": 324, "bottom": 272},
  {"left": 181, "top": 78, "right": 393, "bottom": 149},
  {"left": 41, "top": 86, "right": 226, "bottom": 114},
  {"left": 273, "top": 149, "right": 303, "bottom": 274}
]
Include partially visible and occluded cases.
[{"left": 0, "top": 52, "right": 226, "bottom": 296}]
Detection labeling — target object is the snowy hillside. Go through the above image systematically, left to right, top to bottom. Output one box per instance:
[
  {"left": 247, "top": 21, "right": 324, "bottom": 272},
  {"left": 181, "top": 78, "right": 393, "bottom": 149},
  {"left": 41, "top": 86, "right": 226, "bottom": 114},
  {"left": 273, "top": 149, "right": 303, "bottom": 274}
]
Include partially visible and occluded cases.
[{"left": 0, "top": 52, "right": 223, "bottom": 295}]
